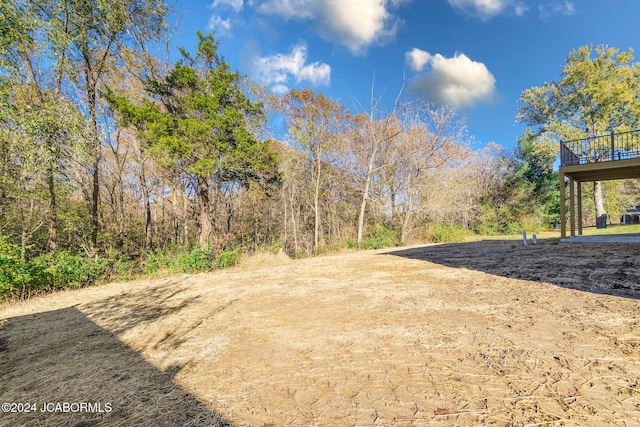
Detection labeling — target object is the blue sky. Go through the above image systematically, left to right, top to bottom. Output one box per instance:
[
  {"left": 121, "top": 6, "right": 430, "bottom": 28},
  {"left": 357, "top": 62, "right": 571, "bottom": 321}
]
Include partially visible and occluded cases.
[{"left": 174, "top": 0, "right": 640, "bottom": 151}]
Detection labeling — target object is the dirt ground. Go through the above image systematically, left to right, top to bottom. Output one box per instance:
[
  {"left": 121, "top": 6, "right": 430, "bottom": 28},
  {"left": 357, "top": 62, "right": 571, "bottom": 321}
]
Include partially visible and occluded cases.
[{"left": 1, "top": 239, "right": 640, "bottom": 426}]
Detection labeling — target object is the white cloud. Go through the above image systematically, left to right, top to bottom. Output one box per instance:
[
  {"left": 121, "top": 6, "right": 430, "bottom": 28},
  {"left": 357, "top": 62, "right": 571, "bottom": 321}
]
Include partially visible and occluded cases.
[
  {"left": 207, "top": 0, "right": 243, "bottom": 36},
  {"left": 211, "top": 0, "right": 244, "bottom": 12},
  {"left": 256, "top": 0, "right": 406, "bottom": 55},
  {"left": 256, "top": 0, "right": 312, "bottom": 18},
  {"left": 447, "top": 0, "right": 527, "bottom": 20},
  {"left": 513, "top": 1, "right": 528, "bottom": 16},
  {"left": 539, "top": 1, "right": 575, "bottom": 19},
  {"left": 206, "top": 15, "right": 233, "bottom": 36},
  {"left": 253, "top": 44, "right": 331, "bottom": 93},
  {"left": 406, "top": 48, "right": 432, "bottom": 72},
  {"left": 407, "top": 51, "right": 496, "bottom": 108},
  {"left": 271, "top": 84, "right": 290, "bottom": 95}
]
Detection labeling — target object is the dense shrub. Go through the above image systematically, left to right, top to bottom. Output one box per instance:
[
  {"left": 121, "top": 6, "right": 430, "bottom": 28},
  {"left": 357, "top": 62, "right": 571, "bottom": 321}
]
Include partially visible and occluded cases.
[
  {"left": 500, "top": 221, "right": 524, "bottom": 236},
  {"left": 429, "top": 224, "right": 466, "bottom": 243},
  {"left": 361, "top": 225, "right": 400, "bottom": 249},
  {"left": 0, "top": 239, "right": 46, "bottom": 298},
  {"left": 0, "top": 239, "right": 111, "bottom": 299},
  {"left": 0, "top": 239, "right": 248, "bottom": 300},
  {"left": 140, "top": 246, "right": 235, "bottom": 275},
  {"left": 177, "top": 247, "right": 214, "bottom": 273},
  {"left": 215, "top": 248, "right": 240, "bottom": 269},
  {"left": 141, "top": 249, "right": 165, "bottom": 275},
  {"left": 32, "top": 252, "right": 109, "bottom": 289},
  {"left": 109, "top": 254, "right": 137, "bottom": 280}
]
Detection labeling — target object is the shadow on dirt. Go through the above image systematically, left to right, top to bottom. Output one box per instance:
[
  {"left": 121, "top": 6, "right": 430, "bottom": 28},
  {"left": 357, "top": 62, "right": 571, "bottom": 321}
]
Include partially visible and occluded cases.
[
  {"left": 384, "top": 239, "right": 640, "bottom": 300},
  {"left": 79, "top": 278, "right": 237, "bottom": 356},
  {"left": 81, "top": 279, "right": 202, "bottom": 336},
  {"left": 0, "top": 305, "right": 229, "bottom": 427}
]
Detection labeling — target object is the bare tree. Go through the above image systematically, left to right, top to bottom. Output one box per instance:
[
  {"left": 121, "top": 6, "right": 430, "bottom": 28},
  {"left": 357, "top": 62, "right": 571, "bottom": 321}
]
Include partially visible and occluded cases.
[
  {"left": 342, "top": 80, "right": 406, "bottom": 247},
  {"left": 281, "top": 89, "right": 349, "bottom": 252},
  {"left": 390, "top": 103, "right": 468, "bottom": 242}
]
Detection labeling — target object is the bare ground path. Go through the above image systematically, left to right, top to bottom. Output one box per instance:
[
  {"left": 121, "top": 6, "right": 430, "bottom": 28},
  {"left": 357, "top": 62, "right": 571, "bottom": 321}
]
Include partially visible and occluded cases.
[{"left": 1, "top": 240, "right": 640, "bottom": 426}]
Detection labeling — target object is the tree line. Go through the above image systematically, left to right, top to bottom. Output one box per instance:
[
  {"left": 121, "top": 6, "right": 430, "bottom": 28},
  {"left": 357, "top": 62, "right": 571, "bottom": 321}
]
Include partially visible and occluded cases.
[{"left": 1, "top": 1, "right": 638, "bottom": 298}]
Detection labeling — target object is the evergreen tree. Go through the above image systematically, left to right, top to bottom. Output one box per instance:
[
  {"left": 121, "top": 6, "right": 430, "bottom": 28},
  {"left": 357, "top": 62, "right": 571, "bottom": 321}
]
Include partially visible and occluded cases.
[{"left": 107, "top": 32, "right": 279, "bottom": 248}]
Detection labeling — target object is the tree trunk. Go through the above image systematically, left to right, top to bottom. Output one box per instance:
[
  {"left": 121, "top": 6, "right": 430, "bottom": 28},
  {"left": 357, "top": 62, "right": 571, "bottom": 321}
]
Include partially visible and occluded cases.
[
  {"left": 84, "top": 69, "right": 101, "bottom": 252},
  {"left": 357, "top": 144, "right": 379, "bottom": 248},
  {"left": 91, "top": 147, "right": 100, "bottom": 250},
  {"left": 313, "top": 157, "right": 321, "bottom": 252},
  {"left": 46, "top": 163, "right": 58, "bottom": 251},
  {"left": 140, "top": 167, "right": 152, "bottom": 249},
  {"left": 118, "top": 170, "right": 126, "bottom": 250},
  {"left": 401, "top": 175, "right": 416, "bottom": 243},
  {"left": 198, "top": 177, "right": 212, "bottom": 248},
  {"left": 161, "top": 180, "right": 166, "bottom": 245},
  {"left": 594, "top": 180, "right": 607, "bottom": 228},
  {"left": 357, "top": 181, "right": 369, "bottom": 248},
  {"left": 183, "top": 186, "right": 188, "bottom": 245},
  {"left": 281, "top": 186, "right": 288, "bottom": 251},
  {"left": 290, "top": 186, "right": 298, "bottom": 253},
  {"left": 172, "top": 187, "right": 179, "bottom": 245},
  {"left": 390, "top": 190, "right": 397, "bottom": 219},
  {"left": 252, "top": 197, "right": 258, "bottom": 252},
  {"left": 401, "top": 200, "right": 413, "bottom": 243},
  {"left": 21, "top": 228, "right": 28, "bottom": 263}
]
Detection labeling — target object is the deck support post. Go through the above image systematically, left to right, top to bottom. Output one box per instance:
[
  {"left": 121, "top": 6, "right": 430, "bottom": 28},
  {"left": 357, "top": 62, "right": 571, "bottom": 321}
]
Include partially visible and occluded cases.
[
  {"left": 559, "top": 171, "right": 566, "bottom": 240},
  {"left": 569, "top": 177, "right": 576, "bottom": 237},
  {"left": 577, "top": 181, "right": 583, "bottom": 236}
]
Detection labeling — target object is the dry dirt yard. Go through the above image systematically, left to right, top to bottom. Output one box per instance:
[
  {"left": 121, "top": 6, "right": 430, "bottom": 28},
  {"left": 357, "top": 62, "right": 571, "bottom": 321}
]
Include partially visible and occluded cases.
[{"left": 1, "top": 239, "right": 640, "bottom": 427}]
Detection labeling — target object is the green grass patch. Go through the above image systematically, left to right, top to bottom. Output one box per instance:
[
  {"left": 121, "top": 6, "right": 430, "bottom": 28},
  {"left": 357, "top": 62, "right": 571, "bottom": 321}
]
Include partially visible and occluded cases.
[{"left": 580, "top": 223, "right": 640, "bottom": 236}]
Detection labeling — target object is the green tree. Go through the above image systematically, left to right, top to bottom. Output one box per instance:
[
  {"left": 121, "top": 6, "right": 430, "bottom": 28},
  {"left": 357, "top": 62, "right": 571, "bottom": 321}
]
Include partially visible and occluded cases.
[
  {"left": 0, "top": 0, "right": 88, "bottom": 252},
  {"left": 31, "top": 0, "right": 169, "bottom": 251},
  {"left": 107, "top": 32, "right": 278, "bottom": 248},
  {"left": 517, "top": 45, "right": 640, "bottom": 227},
  {"left": 1, "top": 84, "right": 86, "bottom": 254},
  {"left": 514, "top": 129, "right": 559, "bottom": 226},
  {"left": 471, "top": 133, "right": 558, "bottom": 234}
]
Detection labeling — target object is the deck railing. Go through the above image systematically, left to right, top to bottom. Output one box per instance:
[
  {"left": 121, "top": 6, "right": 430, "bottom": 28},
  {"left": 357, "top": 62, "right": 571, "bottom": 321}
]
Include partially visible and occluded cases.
[{"left": 560, "top": 129, "right": 640, "bottom": 166}]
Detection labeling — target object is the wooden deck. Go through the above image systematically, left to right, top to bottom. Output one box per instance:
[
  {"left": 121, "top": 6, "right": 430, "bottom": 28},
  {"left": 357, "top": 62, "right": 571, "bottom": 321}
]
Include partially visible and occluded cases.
[{"left": 559, "top": 130, "right": 640, "bottom": 240}]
